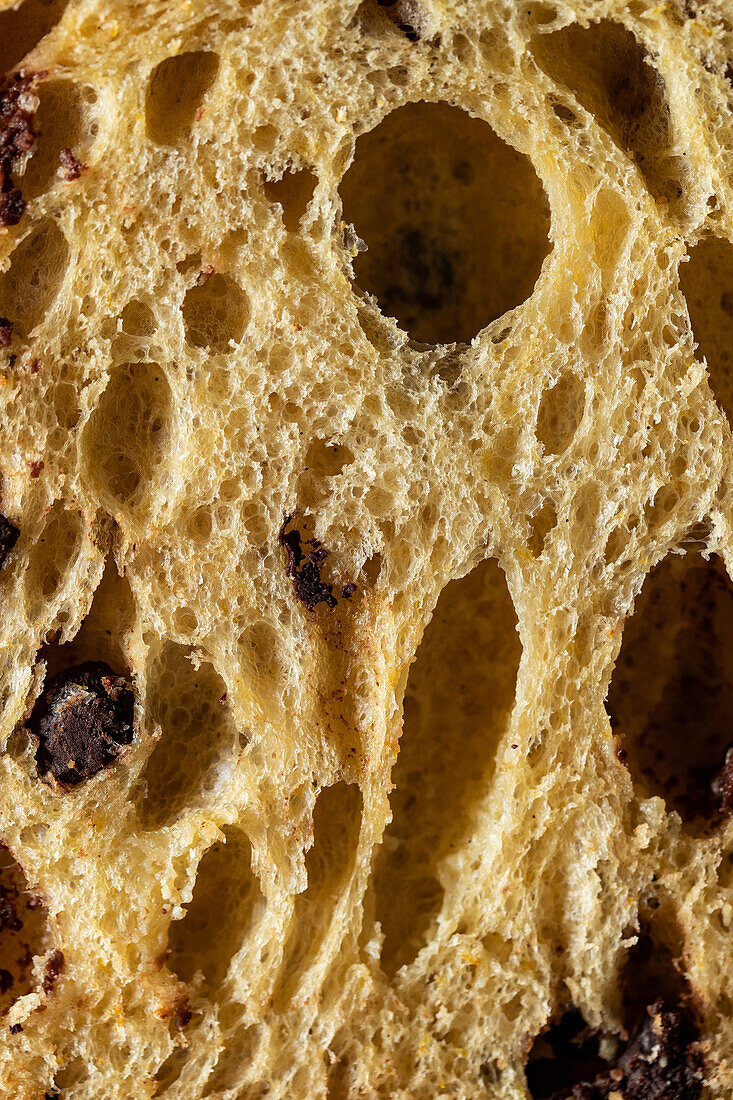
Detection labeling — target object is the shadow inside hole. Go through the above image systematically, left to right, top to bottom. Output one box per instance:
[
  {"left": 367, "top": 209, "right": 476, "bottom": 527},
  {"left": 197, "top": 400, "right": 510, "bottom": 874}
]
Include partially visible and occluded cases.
[
  {"left": 0, "top": 0, "right": 70, "bottom": 75},
  {"left": 531, "top": 20, "right": 683, "bottom": 208},
  {"left": 145, "top": 51, "right": 219, "bottom": 145},
  {"left": 340, "top": 101, "right": 550, "bottom": 345},
  {"left": 263, "top": 166, "right": 317, "bottom": 232},
  {"left": 679, "top": 235, "right": 733, "bottom": 424},
  {"left": 606, "top": 551, "right": 733, "bottom": 831},
  {"left": 373, "top": 556, "right": 521, "bottom": 974},
  {"left": 139, "top": 645, "right": 240, "bottom": 829},
  {"left": 168, "top": 825, "right": 262, "bottom": 989},
  {"left": 0, "top": 846, "right": 49, "bottom": 1012}
]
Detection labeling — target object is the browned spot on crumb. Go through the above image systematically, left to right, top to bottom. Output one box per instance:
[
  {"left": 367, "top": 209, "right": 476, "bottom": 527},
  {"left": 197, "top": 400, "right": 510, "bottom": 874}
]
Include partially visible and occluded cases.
[{"left": 29, "top": 459, "right": 44, "bottom": 478}]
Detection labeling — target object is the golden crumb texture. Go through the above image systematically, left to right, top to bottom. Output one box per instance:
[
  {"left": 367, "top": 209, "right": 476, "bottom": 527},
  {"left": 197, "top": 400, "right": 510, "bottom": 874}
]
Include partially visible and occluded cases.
[{"left": 1, "top": 0, "right": 733, "bottom": 1096}]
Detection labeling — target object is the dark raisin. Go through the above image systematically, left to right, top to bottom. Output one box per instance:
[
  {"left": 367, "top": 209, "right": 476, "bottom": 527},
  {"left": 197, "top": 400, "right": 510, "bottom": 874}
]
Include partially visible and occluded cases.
[
  {"left": 0, "top": 70, "right": 45, "bottom": 228},
  {"left": 59, "top": 146, "right": 86, "bottom": 181},
  {"left": 0, "top": 317, "right": 12, "bottom": 347},
  {"left": 0, "top": 514, "right": 19, "bottom": 568},
  {"left": 278, "top": 514, "right": 338, "bottom": 611},
  {"left": 30, "top": 662, "right": 135, "bottom": 786},
  {"left": 42, "top": 948, "right": 64, "bottom": 994}
]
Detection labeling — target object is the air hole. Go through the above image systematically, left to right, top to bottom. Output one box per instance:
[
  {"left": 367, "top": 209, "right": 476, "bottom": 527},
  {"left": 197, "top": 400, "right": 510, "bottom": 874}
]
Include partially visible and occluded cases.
[
  {"left": 0, "top": 0, "right": 70, "bottom": 75},
  {"left": 531, "top": 21, "right": 682, "bottom": 207},
  {"left": 145, "top": 51, "right": 219, "bottom": 145},
  {"left": 22, "top": 80, "right": 96, "bottom": 197},
  {"left": 340, "top": 101, "right": 551, "bottom": 344},
  {"left": 263, "top": 166, "right": 317, "bottom": 232},
  {"left": 0, "top": 218, "right": 69, "bottom": 337},
  {"left": 679, "top": 236, "right": 733, "bottom": 423},
  {"left": 181, "top": 273, "right": 249, "bottom": 351},
  {"left": 120, "top": 299, "right": 155, "bottom": 337},
  {"left": 83, "top": 361, "right": 172, "bottom": 520},
  {"left": 537, "top": 373, "right": 585, "bottom": 455},
  {"left": 528, "top": 498, "right": 557, "bottom": 557},
  {"left": 22, "top": 501, "right": 82, "bottom": 616},
  {"left": 606, "top": 552, "right": 733, "bottom": 830},
  {"left": 374, "top": 557, "right": 521, "bottom": 974},
  {"left": 38, "top": 558, "right": 135, "bottom": 677},
  {"left": 239, "top": 619, "right": 289, "bottom": 723},
  {"left": 139, "top": 646, "right": 239, "bottom": 829},
  {"left": 275, "top": 783, "right": 362, "bottom": 1009},
  {"left": 168, "top": 825, "right": 261, "bottom": 988},
  {"left": 0, "top": 846, "right": 49, "bottom": 1011},
  {"left": 621, "top": 921, "right": 688, "bottom": 1035},
  {"left": 526, "top": 1008, "right": 608, "bottom": 1099},
  {"left": 205, "top": 1025, "right": 259, "bottom": 1092},
  {"left": 154, "top": 1046, "right": 189, "bottom": 1090}
]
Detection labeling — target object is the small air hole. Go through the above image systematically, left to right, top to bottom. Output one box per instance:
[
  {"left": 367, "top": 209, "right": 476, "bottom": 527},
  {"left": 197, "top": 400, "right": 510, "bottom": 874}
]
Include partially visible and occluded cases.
[
  {"left": 0, "top": 0, "right": 70, "bottom": 75},
  {"left": 145, "top": 51, "right": 219, "bottom": 145},
  {"left": 22, "top": 80, "right": 96, "bottom": 198},
  {"left": 340, "top": 101, "right": 551, "bottom": 344},
  {"left": 263, "top": 166, "right": 317, "bottom": 232},
  {"left": 0, "top": 218, "right": 69, "bottom": 337},
  {"left": 181, "top": 273, "right": 249, "bottom": 351},
  {"left": 537, "top": 373, "right": 585, "bottom": 455}
]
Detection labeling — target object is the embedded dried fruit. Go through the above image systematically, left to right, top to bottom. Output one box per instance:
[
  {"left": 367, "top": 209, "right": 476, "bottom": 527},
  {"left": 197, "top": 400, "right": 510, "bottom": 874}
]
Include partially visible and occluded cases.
[
  {"left": 0, "top": 70, "right": 44, "bottom": 227},
  {"left": 278, "top": 514, "right": 338, "bottom": 611},
  {"left": 30, "top": 661, "right": 135, "bottom": 786}
]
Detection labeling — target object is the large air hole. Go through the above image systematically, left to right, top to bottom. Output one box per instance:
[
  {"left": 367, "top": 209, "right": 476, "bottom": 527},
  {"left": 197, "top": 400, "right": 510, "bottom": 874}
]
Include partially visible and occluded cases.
[
  {"left": 0, "top": 0, "right": 69, "bottom": 75},
  {"left": 531, "top": 21, "right": 682, "bottom": 207},
  {"left": 145, "top": 51, "right": 219, "bottom": 145},
  {"left": 22, "top": 80, "right": 96, "bottom": 197},
  {"left": 339, "top": 101, "right": 551, "bottom": 345},
  {"left": 263, "top": 166, "right": 317, "bottom": 232},
  {"left": 0, "top": 218, "right": 69, "bottom": 337},
  {"left": 679, "top": 236, "right": 733, "bottom": 424},
  {"left": 181, "top": 273, "right": 249, "bottom": 351},
  {"left": 83, "top": 361, "right": 172, "bottom": 520},
  {"left": 536, "top": 372, "right": 585, "bottom": 455},
  {"left": 22, "top": 500, "right": 82, "bottom": 617},
  {"left": 606, "top": 552, "right": 733, "bottom": 830},
  {"left": 373, "top": 557, "right": 521, "bottom": 974},
  {"left": 38, "top": 558, "right": 135, "bottom": 676},
  {"left": 139, "top": 645, "right": 239, "bottom": 829},
  {"left": 275, "top": 782, "right": 362, "bottom": 1009},
  {"left": 168, "top": 826, "right": 262, "bottom": 989},
  {"left": 0, "top": 846, "right": 49, "bottom": 1011}
]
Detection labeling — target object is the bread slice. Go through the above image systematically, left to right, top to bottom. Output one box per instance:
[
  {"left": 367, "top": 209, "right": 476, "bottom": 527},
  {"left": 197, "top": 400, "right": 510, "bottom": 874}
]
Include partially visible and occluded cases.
[{"left": 1, "top": 0, "right": 732, "bottom": 1096}]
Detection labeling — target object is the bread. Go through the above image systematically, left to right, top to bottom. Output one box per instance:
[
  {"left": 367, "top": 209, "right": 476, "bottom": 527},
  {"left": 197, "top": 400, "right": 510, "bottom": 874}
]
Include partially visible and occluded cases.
[{"left": 1, "top": 0, "right": 732, "bottom": 1095}]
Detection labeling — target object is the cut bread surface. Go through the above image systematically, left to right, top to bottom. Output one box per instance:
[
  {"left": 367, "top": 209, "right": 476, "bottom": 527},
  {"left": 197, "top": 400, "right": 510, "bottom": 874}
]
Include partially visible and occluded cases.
[{"left": 0, "top": 0, "right": 733, "bottom": 1097}]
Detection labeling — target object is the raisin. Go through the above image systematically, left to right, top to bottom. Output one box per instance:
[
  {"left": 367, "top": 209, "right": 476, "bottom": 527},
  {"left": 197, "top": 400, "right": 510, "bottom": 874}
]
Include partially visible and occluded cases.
[
  {"left": 0, "top": 70, "right": 44, "bottom": 228},
  {"left": 0, "top": 318, "right": 12, "bottom": 347},
  {"left": 0, "top": 514, "right": 19, "bottom": 568},
  {"left": 30, "top": 662, "right": 135, "bottom": 786},
  {"left": 42, "top": 948, "right": 65, "bottom": 994}
]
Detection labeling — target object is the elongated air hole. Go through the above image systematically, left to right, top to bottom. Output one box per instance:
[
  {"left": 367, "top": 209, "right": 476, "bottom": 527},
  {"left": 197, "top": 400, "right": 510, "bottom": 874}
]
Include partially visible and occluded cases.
[
  {"left": 145, "top": 51, "right": 219, "bottom": 145},
  {"left": 679, "top": 235, "right": 733, "bottom": 424},
  {"left": 606, "top": 552, "right": 733, "bottom": 831},
  {"left": 373, "top": 557, "right": 521, "bottom": 974}
]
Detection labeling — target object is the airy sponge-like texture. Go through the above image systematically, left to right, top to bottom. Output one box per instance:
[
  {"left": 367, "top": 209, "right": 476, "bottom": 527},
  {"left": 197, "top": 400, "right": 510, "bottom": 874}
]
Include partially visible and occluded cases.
[{"left": 1, "top": 0, "right": 733, "bottom": 1096}]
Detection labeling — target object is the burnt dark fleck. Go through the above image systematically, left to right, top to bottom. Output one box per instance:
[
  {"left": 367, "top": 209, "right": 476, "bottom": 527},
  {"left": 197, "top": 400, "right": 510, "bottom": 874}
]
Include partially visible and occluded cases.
[
  {"left": 0, "top": 70, "right": 45, "bottom": 228},
  {"left": 59, "top": 146, "right": 86, "bottom": 181},
  {"left": 0, "top": 318, "right": 12, "bottom": 347},
  {"left": 0, "top": 514, "right": 20, "bottom": 569},
  {"left": 279, "top": 514, "right": 338, "bottom": 611},
  {"left": 341, "top": 582, "right": 357, "bottom": 599},
  {"left": 30, "top": 661, "right": 135, "bottom": 787},
  {"left": 0, "top": 878, "right": 21, "bottom": 933},
  {"left": 42, "top": 948, "right": 65, "bottom": 994},
  {"left": 0, "top": 969, "right": 12, "bottom": 994},
  {"left": 9, "top": 1022, "right": 22, "bottom": 1034}
]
